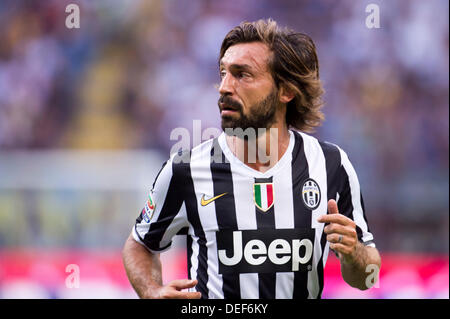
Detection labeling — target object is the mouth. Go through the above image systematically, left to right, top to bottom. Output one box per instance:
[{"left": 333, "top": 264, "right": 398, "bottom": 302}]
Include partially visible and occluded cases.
[{"left": 219, "top": 103, "right": 240, "bottom": 116}]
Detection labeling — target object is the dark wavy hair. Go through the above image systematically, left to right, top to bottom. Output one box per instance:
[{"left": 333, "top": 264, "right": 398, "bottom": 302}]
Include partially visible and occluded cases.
[{"left": 219, "top": 19, "right": 325, "bottom": 132}]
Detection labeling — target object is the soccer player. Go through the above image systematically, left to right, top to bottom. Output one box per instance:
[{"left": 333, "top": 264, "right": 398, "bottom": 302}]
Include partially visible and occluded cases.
[{"left": 122, "top": 19, "right": 381, "bottom": 299}]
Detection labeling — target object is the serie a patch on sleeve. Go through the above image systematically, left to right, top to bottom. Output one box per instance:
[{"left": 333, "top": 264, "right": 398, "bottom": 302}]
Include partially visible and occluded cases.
[{"left": 142, "top": 192, "right": 156, "bottom": 223}]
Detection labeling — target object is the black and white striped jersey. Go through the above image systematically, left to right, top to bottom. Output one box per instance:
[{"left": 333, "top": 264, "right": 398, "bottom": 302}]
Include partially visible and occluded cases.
[{"left": 132, "top": 130, "right": 375, "bottom": 299}]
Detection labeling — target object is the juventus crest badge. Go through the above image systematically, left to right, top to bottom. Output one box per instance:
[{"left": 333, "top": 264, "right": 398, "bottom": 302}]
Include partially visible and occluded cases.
[{"left": 301, "top": 178, "right": 321, "bottom": 210}]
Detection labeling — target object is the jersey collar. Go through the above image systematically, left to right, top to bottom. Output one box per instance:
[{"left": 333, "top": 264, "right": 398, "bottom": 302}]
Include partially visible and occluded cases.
[{"left": 218, "top": 130, "right": 295, "bottom": 178}]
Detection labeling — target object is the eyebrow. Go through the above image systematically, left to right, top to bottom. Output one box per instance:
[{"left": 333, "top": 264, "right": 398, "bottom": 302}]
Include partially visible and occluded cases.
[{"left": 219, "top": 62, "right": 254, "bottom": 72}]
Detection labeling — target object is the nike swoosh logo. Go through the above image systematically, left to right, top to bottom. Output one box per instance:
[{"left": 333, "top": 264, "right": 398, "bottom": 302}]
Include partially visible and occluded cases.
[{"left": 201, "top": 192, "right": 228, "bottom": 206}]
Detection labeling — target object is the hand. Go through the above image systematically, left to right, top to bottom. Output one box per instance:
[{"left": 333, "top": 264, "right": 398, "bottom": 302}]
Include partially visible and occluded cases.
[
  {"left": 317, "top": 199, "right": 358, "bottom": 264},
  {"left": 152, "top": 279, "right": 202, "bottom": 299}
]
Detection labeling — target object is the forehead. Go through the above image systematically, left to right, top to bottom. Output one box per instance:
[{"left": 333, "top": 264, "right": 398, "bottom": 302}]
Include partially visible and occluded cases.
[{"left": 220, "top": 42, "right": 272, "bottom": 72}]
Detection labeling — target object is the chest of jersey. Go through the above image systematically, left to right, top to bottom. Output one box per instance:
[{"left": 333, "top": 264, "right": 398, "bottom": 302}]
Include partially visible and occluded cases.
[{"left": 191, "top": 167, "right": 328, "bottom": 233}]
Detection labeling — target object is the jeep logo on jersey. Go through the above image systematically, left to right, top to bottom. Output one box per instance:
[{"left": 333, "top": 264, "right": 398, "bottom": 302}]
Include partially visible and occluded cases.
[
  {"left": 302, "top": 179, "right": 321, "bottom": 210},
  {"left": 253, "top": 182, "right": 274, "bottom": 212},
  {"left": 217, "top": 229, "right": 314, "bottom": 274}
]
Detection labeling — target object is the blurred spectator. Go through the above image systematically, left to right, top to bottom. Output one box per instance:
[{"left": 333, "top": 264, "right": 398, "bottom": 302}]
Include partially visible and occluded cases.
[{"left": 0, "top": 0, "right": 448, "bottom": 254}]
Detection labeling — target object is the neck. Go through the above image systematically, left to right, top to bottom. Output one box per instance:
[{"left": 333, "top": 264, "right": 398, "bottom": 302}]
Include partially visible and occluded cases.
[{"left": 225, "top": 121, "right": 290, "bottom": 173}]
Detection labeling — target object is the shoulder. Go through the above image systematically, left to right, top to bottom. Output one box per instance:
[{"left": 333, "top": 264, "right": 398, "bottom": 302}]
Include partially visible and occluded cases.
[
  {"left": 292, "top": 130, "right": 343, "bottom": 165},
  {"left": 170, "top": 135, "right": 218, "bottom": 167}
]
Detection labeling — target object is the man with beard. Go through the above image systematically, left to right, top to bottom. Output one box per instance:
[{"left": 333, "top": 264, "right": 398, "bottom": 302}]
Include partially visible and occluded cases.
[{"left": 122, "top": 19, "right": 381, "bottom": 299}]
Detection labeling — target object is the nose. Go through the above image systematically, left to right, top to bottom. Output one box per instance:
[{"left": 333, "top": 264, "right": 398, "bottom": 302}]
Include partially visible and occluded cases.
[{"left": 218, "top": 73, "right": 235, "bottom": 96}]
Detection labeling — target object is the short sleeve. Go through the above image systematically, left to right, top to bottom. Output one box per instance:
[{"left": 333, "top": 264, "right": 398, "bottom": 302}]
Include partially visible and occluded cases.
[
  {"left": 336, "top": 148, "right": 376, "bottom": 248},
  {"left": 132, "top": 154, "right": 189, "bottom": 253}
]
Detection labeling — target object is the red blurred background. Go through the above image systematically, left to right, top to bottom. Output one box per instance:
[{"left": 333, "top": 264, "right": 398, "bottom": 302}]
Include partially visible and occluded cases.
[{"left": 0, "top": 249, "right": 448, "bottom": 298}]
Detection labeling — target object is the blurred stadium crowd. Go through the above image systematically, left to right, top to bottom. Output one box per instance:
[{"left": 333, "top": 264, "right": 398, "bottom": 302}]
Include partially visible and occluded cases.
[{"left": 0, "top": 0, "right": 448, "bottom": 298}]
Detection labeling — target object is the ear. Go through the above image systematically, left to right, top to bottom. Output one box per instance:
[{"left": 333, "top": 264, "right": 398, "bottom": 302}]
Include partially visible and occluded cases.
[{"left": 278, "top": 84, "right": 295, "bottom": 104}]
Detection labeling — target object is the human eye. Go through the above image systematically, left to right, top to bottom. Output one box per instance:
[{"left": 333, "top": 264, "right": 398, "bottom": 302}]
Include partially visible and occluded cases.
[{"left": 237, "top": 71, "right": 251, "bottom": 79}]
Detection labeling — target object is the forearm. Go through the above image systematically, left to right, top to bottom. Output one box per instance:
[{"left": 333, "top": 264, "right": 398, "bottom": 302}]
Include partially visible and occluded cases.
[
  {"left": 122, "top": 233, "right": 163, "bottom": 298},
  {"left": 340, "top": 243, "right": 381, "bottom": 290}
]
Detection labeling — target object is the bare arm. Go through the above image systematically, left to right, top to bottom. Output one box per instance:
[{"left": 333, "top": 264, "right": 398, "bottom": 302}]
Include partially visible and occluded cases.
[
  {"left": 318, "top": 200, "right": 381, "bottom": 290},
  {"left": 122, "top": 232, "right": 201, "bottom": 299},
  {"left": 339, "top": 243, "right": 381, "bottom": 290}
]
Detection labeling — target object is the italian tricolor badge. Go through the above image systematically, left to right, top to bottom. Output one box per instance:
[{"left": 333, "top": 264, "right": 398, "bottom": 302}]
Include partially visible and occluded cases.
[{"left": 253, "top": 183, "right": 274, "bottom": 212}]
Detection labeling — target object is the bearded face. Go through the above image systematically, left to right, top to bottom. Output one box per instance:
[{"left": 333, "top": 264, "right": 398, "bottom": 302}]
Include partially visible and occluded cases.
[
  {"left": 217, "top": 42, "right": 286, "bottom": 139},
  {"left": 218, "top": 87, "right": 279, "bottom": 135}
]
